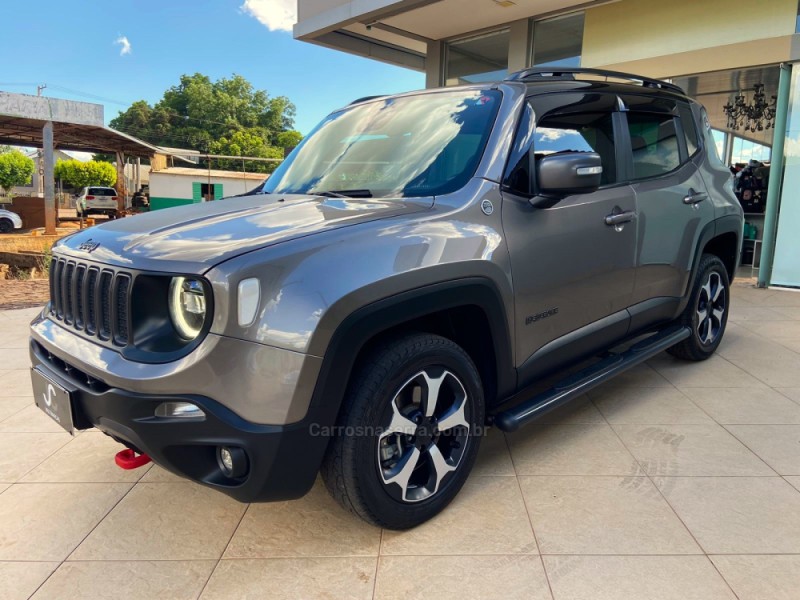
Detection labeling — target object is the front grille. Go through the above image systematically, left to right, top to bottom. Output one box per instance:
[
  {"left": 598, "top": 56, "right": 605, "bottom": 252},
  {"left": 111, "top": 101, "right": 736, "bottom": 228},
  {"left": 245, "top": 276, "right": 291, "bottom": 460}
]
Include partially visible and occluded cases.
[{"left": 49, "top": 257, "right": 131, "bottom": 346}]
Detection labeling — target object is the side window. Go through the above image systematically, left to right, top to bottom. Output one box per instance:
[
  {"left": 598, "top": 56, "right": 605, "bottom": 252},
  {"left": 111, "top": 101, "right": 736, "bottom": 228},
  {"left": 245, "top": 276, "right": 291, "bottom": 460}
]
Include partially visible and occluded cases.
[
  {"left": 677, "top": 102, "right": 700, "bottom": 156},
  {"left": 534, "top": 112, "right": 617, "bottom": 185},
  {"left": 626, "top": 113, "right": 681, "bottom": 180}
]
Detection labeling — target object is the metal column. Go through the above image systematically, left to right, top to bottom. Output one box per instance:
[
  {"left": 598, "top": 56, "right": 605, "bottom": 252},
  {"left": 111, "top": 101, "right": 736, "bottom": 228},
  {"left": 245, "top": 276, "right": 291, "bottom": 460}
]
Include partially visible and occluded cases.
[
  {"left": 758, "top": 63, "right": 792, "bottom": 288},
  {"left": 42, "top": 121, "right": 56, "bottom": 235}
]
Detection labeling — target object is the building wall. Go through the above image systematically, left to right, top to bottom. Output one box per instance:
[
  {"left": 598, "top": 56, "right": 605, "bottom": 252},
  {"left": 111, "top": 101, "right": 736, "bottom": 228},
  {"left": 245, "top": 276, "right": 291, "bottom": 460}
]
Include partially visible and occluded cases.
[
  {"left": 582, "top": 0, "right": 797, "bottom": 75},
  {"left": 149, "top": 173, "right": 263, "bottom": 210}
]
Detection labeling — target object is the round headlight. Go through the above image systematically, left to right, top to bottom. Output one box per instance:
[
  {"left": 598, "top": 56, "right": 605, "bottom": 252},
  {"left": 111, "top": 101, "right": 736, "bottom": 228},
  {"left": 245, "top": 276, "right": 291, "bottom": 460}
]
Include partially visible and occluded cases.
[{"left": 169, "top": 277, "right": 207, "bottom": 340}]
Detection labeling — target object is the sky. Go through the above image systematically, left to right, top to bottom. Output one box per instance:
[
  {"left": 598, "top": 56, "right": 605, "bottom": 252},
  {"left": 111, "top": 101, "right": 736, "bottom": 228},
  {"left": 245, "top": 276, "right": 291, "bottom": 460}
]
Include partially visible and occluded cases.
[{"left": 0, "top": 0, "right": 424, "bottom": 136}]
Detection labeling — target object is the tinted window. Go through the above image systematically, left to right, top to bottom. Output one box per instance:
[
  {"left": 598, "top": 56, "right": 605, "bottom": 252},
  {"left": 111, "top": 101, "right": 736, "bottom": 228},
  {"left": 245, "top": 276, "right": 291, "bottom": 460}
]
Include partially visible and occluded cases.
[
  {"left": 677, "top": 102, "right": 699, "bottom": 156},
  {"left": 534, "top": 112, "right": 617, "bottom": 185},
  {"left": 627, "top": 113, "right": 681, "bottom": 180},
  {"left": 89, "top": 187, "right": 115, "bottom": 196}
]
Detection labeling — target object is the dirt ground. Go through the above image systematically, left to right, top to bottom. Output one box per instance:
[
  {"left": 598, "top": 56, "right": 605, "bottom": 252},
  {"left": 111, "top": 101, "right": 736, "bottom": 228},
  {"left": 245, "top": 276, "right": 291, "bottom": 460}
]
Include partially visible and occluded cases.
[{"left": 0, "top": 279, "right": 49, "bottom": 310}]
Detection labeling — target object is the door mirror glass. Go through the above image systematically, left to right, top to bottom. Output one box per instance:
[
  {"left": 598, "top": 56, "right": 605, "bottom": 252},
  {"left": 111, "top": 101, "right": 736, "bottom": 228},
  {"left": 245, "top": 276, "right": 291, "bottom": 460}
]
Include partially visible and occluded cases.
[{"left": 535, "top": 151, "right": 602, "bottom": 200}]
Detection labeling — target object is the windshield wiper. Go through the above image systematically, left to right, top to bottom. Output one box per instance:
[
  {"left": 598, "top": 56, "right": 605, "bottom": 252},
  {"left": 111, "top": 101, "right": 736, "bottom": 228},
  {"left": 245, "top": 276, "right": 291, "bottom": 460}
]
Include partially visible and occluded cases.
[{"left": 314, "top": 189, "right": 373, "bottom": 198}]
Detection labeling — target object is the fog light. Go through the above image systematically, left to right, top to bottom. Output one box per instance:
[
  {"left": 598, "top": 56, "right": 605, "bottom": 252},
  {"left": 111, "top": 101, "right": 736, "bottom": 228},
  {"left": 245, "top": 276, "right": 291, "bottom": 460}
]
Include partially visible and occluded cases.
[
  {"left": 154, "top": 402, "right": 205, "bottom": 420},
  {"left": 217, "top": 446, "right": 248, "bottom": 478}
]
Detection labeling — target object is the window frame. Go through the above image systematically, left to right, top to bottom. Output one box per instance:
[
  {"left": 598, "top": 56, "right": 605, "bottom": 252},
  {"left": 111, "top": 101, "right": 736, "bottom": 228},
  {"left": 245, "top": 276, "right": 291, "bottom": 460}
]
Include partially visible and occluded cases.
[
  {"left": 502, "top": 91, "right": 629, "bottom": 198},
  {"left": 618, "top": 94, "right": 693, "bottom": 184}
]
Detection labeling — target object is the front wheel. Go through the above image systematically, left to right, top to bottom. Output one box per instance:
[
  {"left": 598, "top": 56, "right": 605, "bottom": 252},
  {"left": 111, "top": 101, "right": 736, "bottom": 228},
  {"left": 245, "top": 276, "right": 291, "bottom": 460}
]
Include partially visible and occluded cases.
[
  {"left": 0, "top": 218, "right": 13, "bottom": 234},
  {"left": 668, "top": 253, "right": 730, "bottom": 361},
  {"left": 321, "top": 333, "right": 485, "bottom": 529}
]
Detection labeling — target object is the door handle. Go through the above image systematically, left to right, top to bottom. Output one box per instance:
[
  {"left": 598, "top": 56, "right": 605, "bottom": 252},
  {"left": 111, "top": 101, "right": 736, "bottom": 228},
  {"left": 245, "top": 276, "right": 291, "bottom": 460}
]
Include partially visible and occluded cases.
[
  {"left": 683, "top": 188, "right": 708, "bottom": 205},
  {"left": 605, "top": 211, "right": 636, "bottom": 226}
]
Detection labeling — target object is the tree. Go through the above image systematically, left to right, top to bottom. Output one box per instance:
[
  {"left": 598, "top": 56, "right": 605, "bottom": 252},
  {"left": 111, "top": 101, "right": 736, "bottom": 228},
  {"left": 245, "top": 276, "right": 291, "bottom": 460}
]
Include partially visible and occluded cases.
[
  {"left": 109, "top": 74, "right": 296, "bottom": 152},
  {"left": 209, "top": 130, "right": 284, "bottom": 174},
  {"left": 276, "top": 130, "right": 303, "bottom": 150},
  {"left": 0, "top": 149, "right": 35, "bottom": 197},
  {"left": 54, "top": 159, "right": 116, "bottom": 189}
]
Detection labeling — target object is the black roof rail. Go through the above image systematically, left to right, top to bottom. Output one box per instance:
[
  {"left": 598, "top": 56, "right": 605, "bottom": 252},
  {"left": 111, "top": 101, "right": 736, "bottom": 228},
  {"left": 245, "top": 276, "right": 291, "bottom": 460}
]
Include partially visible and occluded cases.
[
  {"left": 505, "top": 67, "right": 685, "bottom": 95},
  {"left": 349, "top": 95, "right": 386, "bottom": 105}
]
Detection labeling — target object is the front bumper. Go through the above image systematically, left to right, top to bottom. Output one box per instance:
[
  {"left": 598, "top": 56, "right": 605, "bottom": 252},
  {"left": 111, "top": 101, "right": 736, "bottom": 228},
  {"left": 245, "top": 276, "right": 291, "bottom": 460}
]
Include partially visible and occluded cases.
[{"left": 30, "top": 339, "right": 325, "bottom": 502}]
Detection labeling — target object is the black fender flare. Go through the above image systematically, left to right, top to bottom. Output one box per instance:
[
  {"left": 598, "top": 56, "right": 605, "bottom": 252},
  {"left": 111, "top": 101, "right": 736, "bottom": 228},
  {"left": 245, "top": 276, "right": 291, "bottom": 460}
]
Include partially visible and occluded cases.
[{"left": 294, "top": 278, "right": 516, "bottom": 482}]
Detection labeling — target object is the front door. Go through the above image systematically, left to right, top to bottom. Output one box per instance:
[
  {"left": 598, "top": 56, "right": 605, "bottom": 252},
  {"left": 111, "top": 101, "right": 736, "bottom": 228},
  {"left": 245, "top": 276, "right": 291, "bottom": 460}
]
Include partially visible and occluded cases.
[{"left": 502, "top": 93, "right": 638, "bottom": 386}]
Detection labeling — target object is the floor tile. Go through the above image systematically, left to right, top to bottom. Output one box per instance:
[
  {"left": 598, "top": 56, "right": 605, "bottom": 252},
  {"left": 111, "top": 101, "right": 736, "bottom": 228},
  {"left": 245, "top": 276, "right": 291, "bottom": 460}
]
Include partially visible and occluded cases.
[
  {"left": 730, "top": 286, "right": 776, "bottom": 305},
  {"left": 762, "top": 290, "right": 800, "bottom": 307},
  {"left": 728, "top": 305, "right": 788, "bottom": 322},
  {"left": 771, "top": 306, "right": 800, "bottom": 320},
  {"left": 739, "top": 320, "right": 800, "bottom": 340},
  {"left": 717, "top": 334, "right": 800, "bottom": 388},
  {"left": 0, "top": 349, "right": 33, "bottom": 370},
  {"left": 647, "top": 354, "right": 767, "bottom": 388},
  {"left": 588, "top": 362, "right": 673, "bottom": 388},
  {"left": 0, "top": 370, "right": 33, "bottom": 396},
  {"left": 590, "top": 386, "right": 713, "bottom": 424},
  {"left": 682, "top": 387, "right": 800, "bottom": 424},
  {"left": 776, "top": 387, "right": 800, "bottom": 404},
  {"left": 532, "top": 395, "right": 606, "bottom": 425},
  {"left": 0, "top": 396, "right": 30, "bottom": 422},
  {"left": 0, "top": 404, "right": 66, "bottom": 432},
  {"left": 507, "top": 423, "right": 641, "bottom": 476},
  {"left": 614, "top": 424, "right": 774, "bottom": 476},
  {"left": 725, "top": 425, "right": 800, "bottom": 475},
  {"left": 472, "top": 428, "right": 515, "bottom": 476},
  {"left": 22, "top": 431, "right": 151, "bottom": 483},
  {"left": 0, "top": 432, "right": 71, "bottom": 482},
  {"left": 138, "top": 464, "right": 185, "bottom": 483},
  {"left": 519, "top": 475, "right": 699, "bottom": 555},
  {"left": 381, "top": 476, "right": 536, "bottom": 556},
  {"left": 655, "top": 476, "right": 800, "bottom": 553},
  {"left": 786, "top": 476, "right": 800, "bottom": 492},
  {"left": 0, "top": 482, "right": 131, "bottom": 561},
  {"left": 71, "top": 482, "right": 246, "bottom": 560},
  {"left": 0, "top": 483, "right": 8, "bottom": 494},
  {"left": 224, "top": 483, "right": 380, "bottom": 558},
  {"left": 374, "top": 555, "right": 552, "bottom": 600},
  {"left": 543, "top": 555, "right": 734, "bottom": 600},
  {"left": 710, "top": 555, "right": 800, "bottom": 600},
  {"left": 201, "top": 558, "right": 377, "bottom": 600},
  {"left": 33, "top": 560, "right": 216, "bottom": 600},
  {"left": 0, "top": 561, "right": 59, "bottom": 600}
]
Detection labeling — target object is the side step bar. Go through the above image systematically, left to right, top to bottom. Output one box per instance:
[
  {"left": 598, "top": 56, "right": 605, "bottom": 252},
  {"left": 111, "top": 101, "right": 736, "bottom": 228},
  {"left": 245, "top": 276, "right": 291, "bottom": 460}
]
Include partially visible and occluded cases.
[{"left": 493, "top": 326, "right": 690, "bottom": 432}]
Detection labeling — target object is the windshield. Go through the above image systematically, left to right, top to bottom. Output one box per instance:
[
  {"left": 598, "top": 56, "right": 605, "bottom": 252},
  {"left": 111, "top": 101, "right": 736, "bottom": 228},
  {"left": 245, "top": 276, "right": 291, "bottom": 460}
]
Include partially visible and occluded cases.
[{"left": 263, "top": 89, "right": 502, "bottom": 198}]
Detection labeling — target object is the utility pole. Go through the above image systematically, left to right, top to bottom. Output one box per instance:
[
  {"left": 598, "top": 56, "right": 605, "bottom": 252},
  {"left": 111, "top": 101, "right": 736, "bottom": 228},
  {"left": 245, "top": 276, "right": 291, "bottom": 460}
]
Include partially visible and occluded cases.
[{"left": 37, "top": 84, "right": 46, "bottom": 97}]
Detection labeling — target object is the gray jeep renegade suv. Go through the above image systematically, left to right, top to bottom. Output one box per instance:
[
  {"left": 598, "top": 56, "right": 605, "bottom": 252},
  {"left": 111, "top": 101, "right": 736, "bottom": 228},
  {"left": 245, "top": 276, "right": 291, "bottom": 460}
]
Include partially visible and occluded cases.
[{"left": 30, "top": 68, "right": 742, "bottom": 529}]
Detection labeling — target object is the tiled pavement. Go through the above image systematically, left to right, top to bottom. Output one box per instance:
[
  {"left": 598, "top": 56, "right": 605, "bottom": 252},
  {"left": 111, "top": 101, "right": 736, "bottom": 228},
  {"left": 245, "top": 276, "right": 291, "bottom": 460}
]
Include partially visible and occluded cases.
[{"left": 2, "top": 284, "right": 800, "bottom": 599}]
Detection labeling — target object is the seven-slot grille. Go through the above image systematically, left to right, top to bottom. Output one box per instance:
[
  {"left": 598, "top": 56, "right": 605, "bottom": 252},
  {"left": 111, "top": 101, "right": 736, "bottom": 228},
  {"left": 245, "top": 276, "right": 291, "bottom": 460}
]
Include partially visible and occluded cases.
[{"left": 49, "top": 257, "right": 131, "bottom": 346}]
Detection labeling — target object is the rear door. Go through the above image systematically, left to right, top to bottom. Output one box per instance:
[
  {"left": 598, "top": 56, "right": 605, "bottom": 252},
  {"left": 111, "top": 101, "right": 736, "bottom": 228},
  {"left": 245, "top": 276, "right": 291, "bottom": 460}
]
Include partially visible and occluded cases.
[
  {"left": 502, "top": 92, "right": 638, "bottom": 385},
  {"left": 621, "top": 95, "right": 715, "bottom": 308},
  {"left": 87, "top": 187, "right": 117, "bottom": 210}
]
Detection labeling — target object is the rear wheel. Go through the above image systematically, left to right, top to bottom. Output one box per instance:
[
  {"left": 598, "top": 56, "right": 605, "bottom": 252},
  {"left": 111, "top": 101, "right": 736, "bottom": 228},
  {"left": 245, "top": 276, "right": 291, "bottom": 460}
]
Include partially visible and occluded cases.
[
  {"left": 0, "top": 218, "right": 12, "bottom": 234},
  {"left": 668, "top": 254, "right": 729, "bottom": 361},
  {"left": 321, "top": 333, "right": 485, "bottom": 529}
]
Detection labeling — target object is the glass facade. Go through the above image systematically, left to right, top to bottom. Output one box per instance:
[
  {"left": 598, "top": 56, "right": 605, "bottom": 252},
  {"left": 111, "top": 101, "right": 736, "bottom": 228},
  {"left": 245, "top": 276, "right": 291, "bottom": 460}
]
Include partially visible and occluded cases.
[
  {"left": 531, "top": 12, "right": 584, "bottom": 68},
  {"left": 445, "top": 29, "right": 510, "bottom": 86},
  {"left": 771, "top": 65, "right": 800, "bottom": 287}
]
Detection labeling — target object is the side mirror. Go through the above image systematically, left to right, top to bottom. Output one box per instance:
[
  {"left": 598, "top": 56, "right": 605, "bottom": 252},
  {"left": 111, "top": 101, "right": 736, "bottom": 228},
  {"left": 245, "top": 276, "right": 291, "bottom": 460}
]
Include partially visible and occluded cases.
[{"left": 531, "top": 152, "right": 603, "bottom": 208}]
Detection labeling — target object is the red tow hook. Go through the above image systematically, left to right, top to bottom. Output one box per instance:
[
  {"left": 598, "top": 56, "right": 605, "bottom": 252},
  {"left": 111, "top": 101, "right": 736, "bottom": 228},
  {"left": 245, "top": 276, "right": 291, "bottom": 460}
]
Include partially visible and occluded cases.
[{"left": 115, "top": 449, "right": 152, "bottom": 470}]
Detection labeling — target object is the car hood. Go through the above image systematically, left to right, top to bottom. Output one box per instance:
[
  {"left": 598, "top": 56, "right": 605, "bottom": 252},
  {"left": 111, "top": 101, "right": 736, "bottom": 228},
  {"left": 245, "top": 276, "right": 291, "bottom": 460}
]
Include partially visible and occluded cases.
[{"left": 55, "top": 194, "right": 431, "bottom": 274}]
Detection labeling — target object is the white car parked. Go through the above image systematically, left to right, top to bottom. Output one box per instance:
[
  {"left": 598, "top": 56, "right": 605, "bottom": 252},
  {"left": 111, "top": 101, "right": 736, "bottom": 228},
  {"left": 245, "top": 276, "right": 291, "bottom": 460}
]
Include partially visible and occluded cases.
[
  {"left": 76, "top": 186, "right": 120, "bottom": 218},
  {"left": 0, "top": 208, "right": 22, "bottom": 233}
]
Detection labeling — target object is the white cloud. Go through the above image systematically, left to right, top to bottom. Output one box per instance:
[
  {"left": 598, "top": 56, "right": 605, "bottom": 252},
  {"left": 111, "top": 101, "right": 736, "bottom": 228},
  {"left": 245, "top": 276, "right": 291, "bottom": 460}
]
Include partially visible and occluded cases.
[
  {"left": 241, "top": 0, "right": 296, "bottom": 32},
  {"left": 114, "top": 35, "right": 132, "bottom": 56}
]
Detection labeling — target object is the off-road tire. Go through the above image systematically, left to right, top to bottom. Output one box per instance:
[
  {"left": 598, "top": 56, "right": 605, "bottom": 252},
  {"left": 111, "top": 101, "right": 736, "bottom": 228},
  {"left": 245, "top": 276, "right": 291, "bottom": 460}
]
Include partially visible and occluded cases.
[
  {"left": 668, "top": 253, "right": 730, "bottom": 361},
  {"left": 321, "top": 332, "right": 485, "bottom": 529}
]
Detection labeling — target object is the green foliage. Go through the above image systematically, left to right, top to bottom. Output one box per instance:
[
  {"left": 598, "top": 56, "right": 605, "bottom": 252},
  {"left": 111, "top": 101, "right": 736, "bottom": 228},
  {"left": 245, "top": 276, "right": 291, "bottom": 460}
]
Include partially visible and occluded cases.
[
  {"left": 109, "top": 73, "right": 296, "bottom": 156},
  {"left": 209, "top": 130, "right": 284, "bottom": 174},
  {"left": 276, "top": 130, "right": 303, "bottom": 149},
  {"left": 0, "top": 149, "right": 35, "bottom": 196},
  {"left": 54, "top": 159, "right": 117, "bottom": 189}
]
